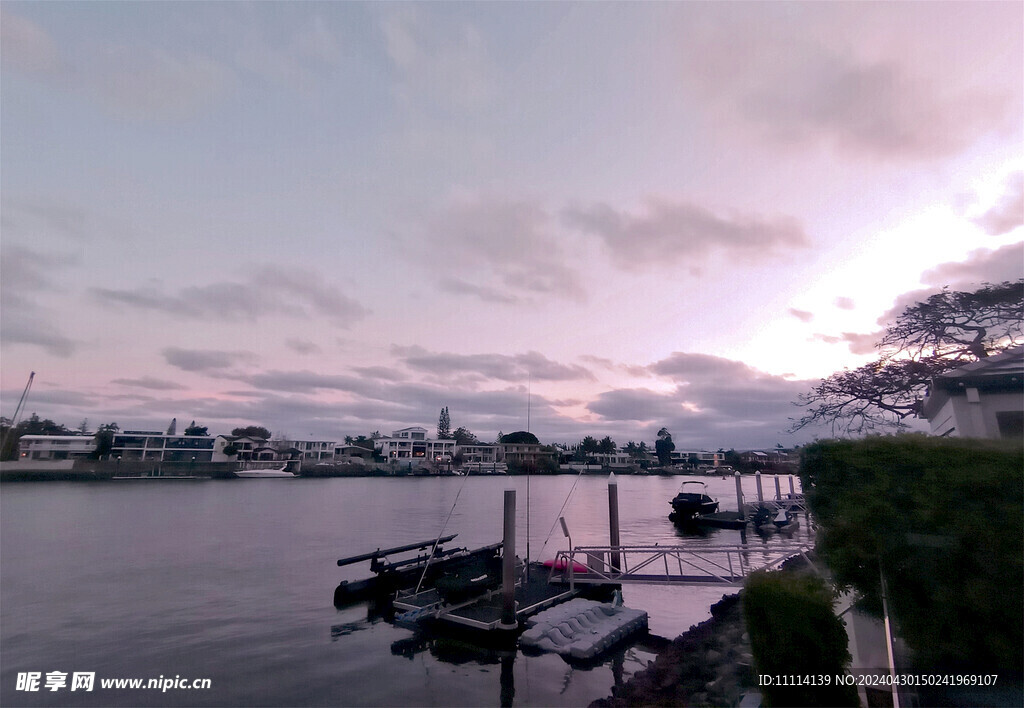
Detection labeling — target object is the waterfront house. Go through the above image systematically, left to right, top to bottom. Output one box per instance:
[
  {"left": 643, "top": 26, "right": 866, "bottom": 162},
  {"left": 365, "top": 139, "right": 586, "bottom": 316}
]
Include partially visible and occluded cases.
[
  {"left": 921, "top": 345, "right": 1024, "bottom": 439},
  {"left": 375, "top": 427, "right": 457, "bottom": 462},
  {"left": 111, "top": 431, "right": 216, "bottom": 462},
  {"left": 18, "top": 434, "right": 97, "bottom": 461},
  {"left": 212, "top": 434, "right": 269, "bottom": 461},
  {"left": 272, "top": 438, "right": 337, "bottom": 462},
  {"left": 499, "top": 442, "right": 557, "bottom": 467},
  {"left": 457, "top": 443, "right": 501, "bottom": 464},
  {"left": 333, "top": 444, "right": 375, "bottom": 461},
  {"left": 671, "top": 450, "right": 726, "bottom": 467}
]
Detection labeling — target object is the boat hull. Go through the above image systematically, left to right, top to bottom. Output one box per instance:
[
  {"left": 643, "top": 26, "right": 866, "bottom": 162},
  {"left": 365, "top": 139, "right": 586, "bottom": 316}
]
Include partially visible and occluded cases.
[{"left": 234, "top": 469, "right": 295, "bottom": 478}]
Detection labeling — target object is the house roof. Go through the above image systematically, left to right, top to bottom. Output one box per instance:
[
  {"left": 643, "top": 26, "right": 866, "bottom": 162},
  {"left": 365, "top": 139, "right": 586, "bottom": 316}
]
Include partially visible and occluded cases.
[
  {"left": 934, "top": 345, "right": 1024, "bottom": 379},
  {"left": 922, "top": 346, "right": 1024, "bottom": 419},
  {"left": 929, "top": 346, "right": 1024, "bottom": 393}
]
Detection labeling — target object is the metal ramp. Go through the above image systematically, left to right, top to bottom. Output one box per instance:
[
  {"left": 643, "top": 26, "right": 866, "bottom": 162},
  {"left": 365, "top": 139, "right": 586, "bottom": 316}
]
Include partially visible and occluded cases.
[
  {"left": 744, "top": 492, "right": 807, "bottom": 516},
  {"left": 551, "top": 543, "right": 812, "bottom": 588}
]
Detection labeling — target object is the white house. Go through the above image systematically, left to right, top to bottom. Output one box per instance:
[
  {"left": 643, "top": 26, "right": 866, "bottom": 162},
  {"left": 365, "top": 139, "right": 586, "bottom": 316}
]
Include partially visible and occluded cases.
[
  {"left": 921, "top": 346, "right": 1024, "bottom": 439},
  {"left": 376, "top": 427, "right": 456, "bottom": 461},
  {"left": 18, "top": 435, "right": 97, "bottom": 461},
  {"left": 457, "top": 444, "right": 500, "bottom": 464}
]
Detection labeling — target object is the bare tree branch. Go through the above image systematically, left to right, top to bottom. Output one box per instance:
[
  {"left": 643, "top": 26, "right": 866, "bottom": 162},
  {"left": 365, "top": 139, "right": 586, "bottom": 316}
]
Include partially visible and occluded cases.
[{"left": 792, "top": 280, "right": 1024, "bottom": 435}]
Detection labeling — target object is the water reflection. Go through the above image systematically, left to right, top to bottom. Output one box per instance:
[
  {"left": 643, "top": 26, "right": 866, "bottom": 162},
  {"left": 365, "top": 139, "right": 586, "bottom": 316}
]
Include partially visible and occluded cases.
[{"left": 382, "top": 622, "right": 660, "bottom": 707}]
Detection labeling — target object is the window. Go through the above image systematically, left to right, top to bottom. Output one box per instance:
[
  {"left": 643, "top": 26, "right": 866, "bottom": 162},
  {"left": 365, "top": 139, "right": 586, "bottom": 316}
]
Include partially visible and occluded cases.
[{"left": 996, "top": 411, "right": 1023, "bottom": 439}]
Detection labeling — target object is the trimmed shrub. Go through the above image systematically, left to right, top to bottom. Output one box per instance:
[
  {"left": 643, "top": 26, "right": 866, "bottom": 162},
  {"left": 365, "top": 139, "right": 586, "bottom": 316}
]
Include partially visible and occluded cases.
[
  {"left": 800, "top": 435, "right": 1023, "bottom": 673},
  {"left": 743, "top": 570, "right": 858, "bottom": 707}
]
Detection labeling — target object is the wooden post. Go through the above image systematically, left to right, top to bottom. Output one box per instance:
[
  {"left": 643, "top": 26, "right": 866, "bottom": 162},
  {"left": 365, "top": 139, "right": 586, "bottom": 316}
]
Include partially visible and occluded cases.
[
  {"left": 755, "top": 471, "right": 764, "bottom": 503},
  {"left": 735, "top": 472, "right": 744, "bottom": 519},
  {"left": 608, "top": 473, "right": 621, "bottom": 572},
  {"left": 774, "top": 475, "right": 781, "bottom": 500},
  {"left": 788, "top": 475, "right": 796, "bottom": 495},
  {"left": 500, "top": 489, "right": 517, "bottom": 630}
]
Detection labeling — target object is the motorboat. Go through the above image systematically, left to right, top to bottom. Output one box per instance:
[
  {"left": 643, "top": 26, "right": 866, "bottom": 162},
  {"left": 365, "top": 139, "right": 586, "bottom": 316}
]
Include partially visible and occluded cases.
[
  {"left": 234, "top": 466, "right": 296, "bottom": 479},
  {"left": 669, "top": 481, "right": 719, "bottom": 518}
]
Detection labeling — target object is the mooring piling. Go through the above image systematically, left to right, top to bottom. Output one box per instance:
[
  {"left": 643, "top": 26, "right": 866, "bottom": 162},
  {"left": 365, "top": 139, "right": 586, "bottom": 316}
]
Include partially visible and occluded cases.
[
  {"left": 755, "top": 471, "right": 764, "bottom": 503},
  {"left": 608, "top": 472, "right": 621, "bottom": 572},
  {"left": 734, "top": 472, "right": 744, "bottom": 519},
  {"left": 774, "top": 475, "right": 781, "bottom": 500},
  {"left": 500, "top": 488, "right": 517, "bottom": 630}
]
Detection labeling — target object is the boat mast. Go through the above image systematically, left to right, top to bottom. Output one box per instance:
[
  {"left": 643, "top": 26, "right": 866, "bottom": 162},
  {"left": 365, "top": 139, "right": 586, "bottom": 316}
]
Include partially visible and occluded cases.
[
  {"left": 1, "top": 371, "right": 35, "bottom": 458},
  {"left": 526, "top": 372, "right": 531, "bottom": 579}
]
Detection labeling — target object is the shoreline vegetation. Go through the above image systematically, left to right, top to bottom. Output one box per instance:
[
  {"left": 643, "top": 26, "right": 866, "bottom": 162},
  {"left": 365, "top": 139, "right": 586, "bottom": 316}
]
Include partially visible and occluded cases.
[{"left": 0, "top": 459, "right": 794, "bottom": 481}]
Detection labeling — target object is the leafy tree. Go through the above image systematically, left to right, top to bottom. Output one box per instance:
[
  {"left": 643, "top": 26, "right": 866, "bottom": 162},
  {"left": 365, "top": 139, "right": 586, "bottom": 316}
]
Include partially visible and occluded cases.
[
  {"left": 794, "top": 280, "right": 1024, "bottom": 434},
  {"left": 437, "top": 407, "right": 452, "bottom": 439},
  {"left": 77, "top": 419, "right": 90, "bottom": 434},
  {"left": 184, "top": 420, "right": 208, "bottom": 436},
  {"left": 90, "top": 422, "right": 120, "bottom": 459},
  {"left": 231, "top": 425, "right": 271, "bottom": 440},
  {"left": 452, "top": 427, "right": 478, "bottom": 445},
  {"left": 655, "top": 427, "right": 675, "bottom": 466},
  {"left": 500, "top": 431, "right": 539, "bottom": 445},
  {"left": 580, "top": 436, "right": 599, "bottom": 454},
  {"left": 598, "top": 436, "right": 616, "bottom": 454},
  {"left": 624, "top": 441, "right": 639, "bottom": 457},
  {"left": 222, "top": 444, "right": 240, "bottom": 457},
  {"left": 723, "top": 449, "right": 742, "bottom": 469}
]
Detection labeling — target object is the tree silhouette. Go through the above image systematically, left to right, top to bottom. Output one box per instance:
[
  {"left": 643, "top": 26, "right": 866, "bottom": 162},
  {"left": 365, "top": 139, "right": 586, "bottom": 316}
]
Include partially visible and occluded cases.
[{"left": 794, "top": 280, "right": 1023, "bottom": 434}]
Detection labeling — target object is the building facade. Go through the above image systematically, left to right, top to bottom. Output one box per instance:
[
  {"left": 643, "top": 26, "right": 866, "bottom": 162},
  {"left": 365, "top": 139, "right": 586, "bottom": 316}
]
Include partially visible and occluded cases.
[
  {"left": 921, "top": 346, "right": 1024, "bottom": 439},
  {"left": 375, "top": 427, "right": 457, "bottom": 461},
  {"left": 111, "top": 431, "right": 216, "bottom": 461},
  {"left": 18, "top": 435, "right": 97, "bottom": 461}
]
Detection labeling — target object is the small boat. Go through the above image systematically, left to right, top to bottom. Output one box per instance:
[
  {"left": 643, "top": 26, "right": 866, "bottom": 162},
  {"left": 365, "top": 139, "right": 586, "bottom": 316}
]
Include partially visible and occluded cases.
[
  {"left": 234, "top": 466, "right": 295, "bottom": 478},
  {"left": 669, "top": 481, "right": 719, "bottom": 518},
  {"left": 333, "top": 536, "right": 502, "bottom": 607}
]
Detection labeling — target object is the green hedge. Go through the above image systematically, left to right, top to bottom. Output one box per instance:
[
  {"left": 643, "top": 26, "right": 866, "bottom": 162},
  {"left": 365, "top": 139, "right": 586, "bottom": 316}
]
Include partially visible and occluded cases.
[
  {"left": 800, "top": 435, "right": 1023, "bottom": 673},
  {"left": 743, "top": 570, "right": 858, "bottom": 707}
]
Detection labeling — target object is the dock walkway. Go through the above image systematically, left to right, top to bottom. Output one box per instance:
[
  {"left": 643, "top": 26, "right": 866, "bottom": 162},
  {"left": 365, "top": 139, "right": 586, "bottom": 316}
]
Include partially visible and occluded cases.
[{"left": 552, "top": 542, "right": 812, "bottom": 588}]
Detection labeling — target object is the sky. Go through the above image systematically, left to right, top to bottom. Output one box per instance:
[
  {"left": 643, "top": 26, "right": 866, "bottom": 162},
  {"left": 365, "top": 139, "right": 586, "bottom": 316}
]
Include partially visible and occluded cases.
[{"left": 2, "top": 2, "right": 1022, "bottom": 450}]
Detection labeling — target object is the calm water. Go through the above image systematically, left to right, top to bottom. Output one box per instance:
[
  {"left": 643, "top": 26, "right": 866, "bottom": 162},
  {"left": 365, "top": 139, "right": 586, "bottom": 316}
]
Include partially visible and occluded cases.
[{"left": 1, "top": 473, "right": 801, "bottom": 707}]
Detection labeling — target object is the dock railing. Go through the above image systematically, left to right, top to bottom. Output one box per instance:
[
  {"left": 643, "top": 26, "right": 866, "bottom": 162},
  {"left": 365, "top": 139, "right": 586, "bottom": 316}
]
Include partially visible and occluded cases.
[{"left": 552, "top": 542, "right": 813, "bottom": 588}]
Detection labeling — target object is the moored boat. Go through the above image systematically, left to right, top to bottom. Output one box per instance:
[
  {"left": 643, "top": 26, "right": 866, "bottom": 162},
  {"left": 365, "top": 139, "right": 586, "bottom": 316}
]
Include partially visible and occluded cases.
[
  {"left": 234, "top": 466, "right": 295, "bottom": 478},
  {"left": 669, "top": 481, "right": 719, "bottom": 519}
]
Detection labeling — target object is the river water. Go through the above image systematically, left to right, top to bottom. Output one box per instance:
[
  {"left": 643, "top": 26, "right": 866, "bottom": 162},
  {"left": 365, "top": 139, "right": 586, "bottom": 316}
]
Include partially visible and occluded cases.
[{"left": 1, "top": 473, "right": 802, "bottom": 706}]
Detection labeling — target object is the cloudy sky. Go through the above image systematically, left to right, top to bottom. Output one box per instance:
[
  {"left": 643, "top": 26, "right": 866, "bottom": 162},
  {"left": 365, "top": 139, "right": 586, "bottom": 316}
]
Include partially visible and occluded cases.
[{"left": 2, "top": 2, "right": 1021, "bottom": 450}]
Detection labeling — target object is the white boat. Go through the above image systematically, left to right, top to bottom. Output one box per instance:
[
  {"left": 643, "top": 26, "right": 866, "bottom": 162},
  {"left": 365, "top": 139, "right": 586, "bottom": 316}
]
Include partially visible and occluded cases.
[{"left": 234, "top": 466, "right": 296, "bottom": 479}]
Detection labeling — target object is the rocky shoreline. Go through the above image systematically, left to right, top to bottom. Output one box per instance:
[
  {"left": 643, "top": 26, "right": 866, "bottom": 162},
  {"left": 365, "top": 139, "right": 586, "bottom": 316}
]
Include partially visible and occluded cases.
[{"left": 593, "top": 592, "right": 755, "bottom": 707}]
